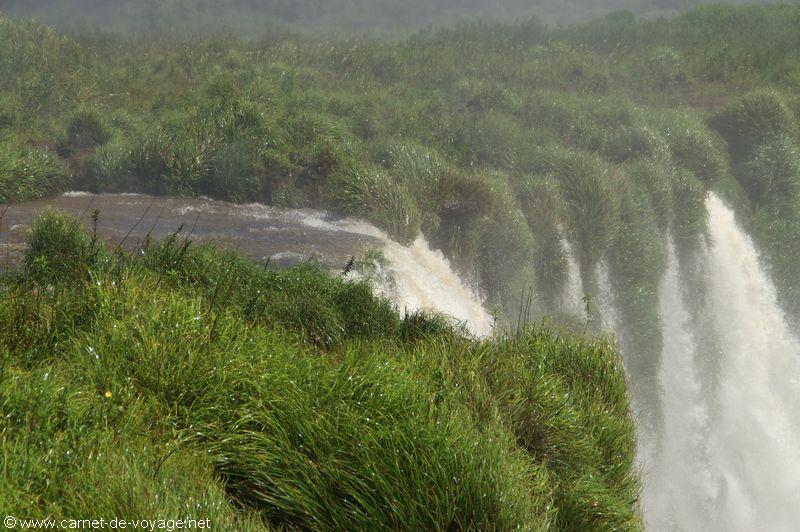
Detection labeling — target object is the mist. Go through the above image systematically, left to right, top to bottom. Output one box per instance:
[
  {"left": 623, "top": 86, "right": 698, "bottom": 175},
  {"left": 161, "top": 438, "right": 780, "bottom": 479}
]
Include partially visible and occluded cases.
[{"left": 0, "top": 0, "right": 778, "bottom": 36}]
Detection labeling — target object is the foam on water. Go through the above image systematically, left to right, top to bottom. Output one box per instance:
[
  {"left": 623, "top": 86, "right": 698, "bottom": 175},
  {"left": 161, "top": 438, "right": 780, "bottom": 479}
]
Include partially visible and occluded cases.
[
  {"left": 643, "top": 194, "right": 800, "bottom": 531},
  {"left": 299, "top": 213, "right": 493, "bottom": 337},
  {"left": 560, "top": 239, "right": 587, "bottom": 319}
]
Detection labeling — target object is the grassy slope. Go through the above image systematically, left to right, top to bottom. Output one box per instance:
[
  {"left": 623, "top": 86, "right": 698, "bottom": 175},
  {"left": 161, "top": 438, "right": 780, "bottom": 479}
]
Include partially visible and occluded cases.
[
  {"left": 3, "top": 5, "right": 800, "bottom": 429},
  {"left": 3, "top": 7, "right": 797, "bottom": 526},
  {"left": 0, "top": 211, "right": 641, "bottom": 530}
]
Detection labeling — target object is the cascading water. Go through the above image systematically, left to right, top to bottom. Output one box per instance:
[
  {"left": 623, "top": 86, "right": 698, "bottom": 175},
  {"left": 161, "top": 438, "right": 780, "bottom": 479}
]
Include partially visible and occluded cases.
[
  {"left": 642, "top": 194, "right": 800, "bottom": 531},
  {"left": 700, "top": 194, "right": 800, "bottom": 529},
  {"left": 300, "top": 213, "right": 494, "bottom": 337},
  {"left": 379, "top": 237, "right": 494, "bottom": 337},
  {"left": 560, "top": 239, "right": 587, "bottom": 319},
  {"left": 643, "top": 239, "right": 714, "bottom": 531},
  {"left": 597, "top": 261, "right": 622, "bottom": 335}
]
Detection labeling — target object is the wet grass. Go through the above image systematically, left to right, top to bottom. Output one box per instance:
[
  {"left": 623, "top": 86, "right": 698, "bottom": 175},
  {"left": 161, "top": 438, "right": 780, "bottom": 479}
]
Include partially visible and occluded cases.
[
  {"left": 3, "top": 3, "right": 800, "bottom": 479},
  {"left": 0, "top": 211, "right": 642, "bottom": 529}
]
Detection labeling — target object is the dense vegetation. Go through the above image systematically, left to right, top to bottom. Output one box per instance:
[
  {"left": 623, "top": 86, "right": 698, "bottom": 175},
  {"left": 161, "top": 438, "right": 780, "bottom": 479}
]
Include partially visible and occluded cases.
[
  {"left": 3, "top": 4, "right": 800, "bottom": 427},
  {"left": 2, "top": 6, "right": 800, "bottom": 520},
  {"left": 0, "top": 211, "right": 641, "bottom": 529}
]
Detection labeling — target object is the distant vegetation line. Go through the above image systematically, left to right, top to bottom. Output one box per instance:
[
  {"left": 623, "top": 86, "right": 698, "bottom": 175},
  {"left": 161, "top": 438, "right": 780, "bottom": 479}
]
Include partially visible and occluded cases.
[{"left": 0, "top": 0, "right": 783, "bottom": 36}]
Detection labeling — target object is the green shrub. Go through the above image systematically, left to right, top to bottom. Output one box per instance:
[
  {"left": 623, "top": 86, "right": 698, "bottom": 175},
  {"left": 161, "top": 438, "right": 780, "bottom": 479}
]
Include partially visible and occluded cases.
[
  {"left": 453, "top": 77, "right": 518, "bottom": 114},
  {"left": 710, "top": 90, "right": 799, "bottom": 161},
  {"left": 0, "top": 95, "right": 18, "bottom": 129},
  {"left": 63, "top": 108, "right": 110, "bottom": 151},
  {"left": 285, "top": 109, "right": 353, "bottom": 169},
  {"left": 455, "top": 109, "right": 526, "bottom": 169},
  {"left": 662, "top": 117, "right": 725, "bottom": 187},
  {"left": 602, "top": 124, "right": 663, "bottom": 164},
  {"left": 127, "top": 127, "right": 173, "bottom": 194},
  {"left": 163, "top": 133, "right": 212, "bottom": 196},
  {"left": 738, "top": 135, "right": 800, "bottom": 209},
  {"left": 85, "top": 137, "right": 136, "bottom": 192},
  {"left": 199, "top": 139, "right": 259, "bottom": 201},
  {"left": 380, "top": 141, "right": 446, "bottom": 230},
  {"left": 0, "top": 143, "right": 69, "bottom": 203},
  {"left": 542, "top": 149, "right": 620, "bottom": 285},
  {"left": 626, "top": 154, "right": 675, "bottom": 229},
  {"left": 329, "top": 164, "right": 421, "bottom": 245},
  {"left": 672, "top": 169, "right": 707, "bottom": 251},
  {"left": 427, "top": 170, "right": 494, "bottom": 270},
  {"left": 474, "top": 172, "right": 537, "bottom": 319},
  {"left": 517, "top": 176, "right": 569, "bottom": 310},
  {"left": 23, "top": 210, "right": 99, "bottom": 284},
  {"left": 397, "top": 309, "right": 455, "bottom": 342}
]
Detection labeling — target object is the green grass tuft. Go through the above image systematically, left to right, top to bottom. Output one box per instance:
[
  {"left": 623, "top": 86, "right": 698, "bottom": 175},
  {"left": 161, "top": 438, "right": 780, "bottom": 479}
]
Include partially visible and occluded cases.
[
  {"left": 710, "top": 90, "right": 799, "bottom": 162},
  {"left": 0, "top": 213, "right": 642, "bottom": 530}
]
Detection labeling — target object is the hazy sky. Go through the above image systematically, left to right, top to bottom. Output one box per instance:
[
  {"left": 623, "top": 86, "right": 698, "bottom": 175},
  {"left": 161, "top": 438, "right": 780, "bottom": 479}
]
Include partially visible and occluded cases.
[{"left": 0, "top": 0, "right": 778, "bottom": 36}]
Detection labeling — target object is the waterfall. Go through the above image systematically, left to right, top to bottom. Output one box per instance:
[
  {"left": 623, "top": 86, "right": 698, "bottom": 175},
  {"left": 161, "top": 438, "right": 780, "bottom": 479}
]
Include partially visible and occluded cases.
[
  {"left": 644, "top": 194, "right": 800, "bottom": 530},
  {"left": 701, "top": 194, "right": 800, "bottom": 529},
  {"left": 301, "top": 214, "right": 493, "bottom": 337},
  {"left": 378, "top": 236, "right": 493, "bottom": 337},
  {"left": 560, "top": 239, "right": 587, "bottom": 320},
  {"left": 643, "top": 239, "right": 714, "bottom": 531},
  {"left": 597, "top": 261, "right": 622, "bottom": 335}
]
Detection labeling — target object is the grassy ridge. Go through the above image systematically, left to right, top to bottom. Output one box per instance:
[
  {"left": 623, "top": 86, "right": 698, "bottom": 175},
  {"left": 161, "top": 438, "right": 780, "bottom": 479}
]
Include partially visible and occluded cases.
[
  {"left": 2, "top": 3, "right": 800, "bottom": 431},
  {"left": 0, "top": 211, "right": 641, "bottom": 529}
]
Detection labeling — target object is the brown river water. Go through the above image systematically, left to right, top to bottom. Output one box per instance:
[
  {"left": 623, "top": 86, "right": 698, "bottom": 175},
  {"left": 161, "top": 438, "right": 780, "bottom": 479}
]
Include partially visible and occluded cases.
[
  {"left": 0, "top": 192, "right": 381, "bottom": 271},
  {"left": 0, "top": 192, "right": 493, "bottom": 335}
]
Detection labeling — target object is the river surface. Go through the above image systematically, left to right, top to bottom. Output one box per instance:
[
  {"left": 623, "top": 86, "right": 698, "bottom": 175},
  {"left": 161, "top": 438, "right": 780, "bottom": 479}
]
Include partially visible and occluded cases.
[
  {"left": 0, "top": 192, "right": 380, "bottom": 270},
  {"left": 1, "top": 192, "right": 493, "bottom": 335}
]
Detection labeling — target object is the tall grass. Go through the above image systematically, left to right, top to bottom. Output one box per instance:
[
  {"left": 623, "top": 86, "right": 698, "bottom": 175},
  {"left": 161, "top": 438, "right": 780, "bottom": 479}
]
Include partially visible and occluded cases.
[
  {"left": 2, "top": 6, "right": 800, "bottom": 449},
  {"left": 710, "top": 90, "right": 798, "bottom": 162},
  {"left": 0, "top": 143, "right": 69, "bottom": 204},
  {"left": 541, "top": 149, "right": 620, "bottom": 299},
  {"left": 0, "top": 211, "right": 643, "bottom": 529}
]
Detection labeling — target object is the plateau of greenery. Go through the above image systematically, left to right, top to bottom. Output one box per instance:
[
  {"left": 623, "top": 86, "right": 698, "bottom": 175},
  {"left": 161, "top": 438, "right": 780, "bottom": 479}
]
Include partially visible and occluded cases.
[
  {"left": 2, "top": 5, "right": 800, "bottom": 522},
  {"left": 0, "top": 211, "right": 641, "bottom": 529}
]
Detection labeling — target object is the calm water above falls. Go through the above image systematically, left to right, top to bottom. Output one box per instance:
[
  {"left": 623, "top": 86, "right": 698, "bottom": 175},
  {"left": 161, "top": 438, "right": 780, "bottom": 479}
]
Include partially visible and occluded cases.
[{"left": 0, "top": 193, "right": 492, "bottom": 336}]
